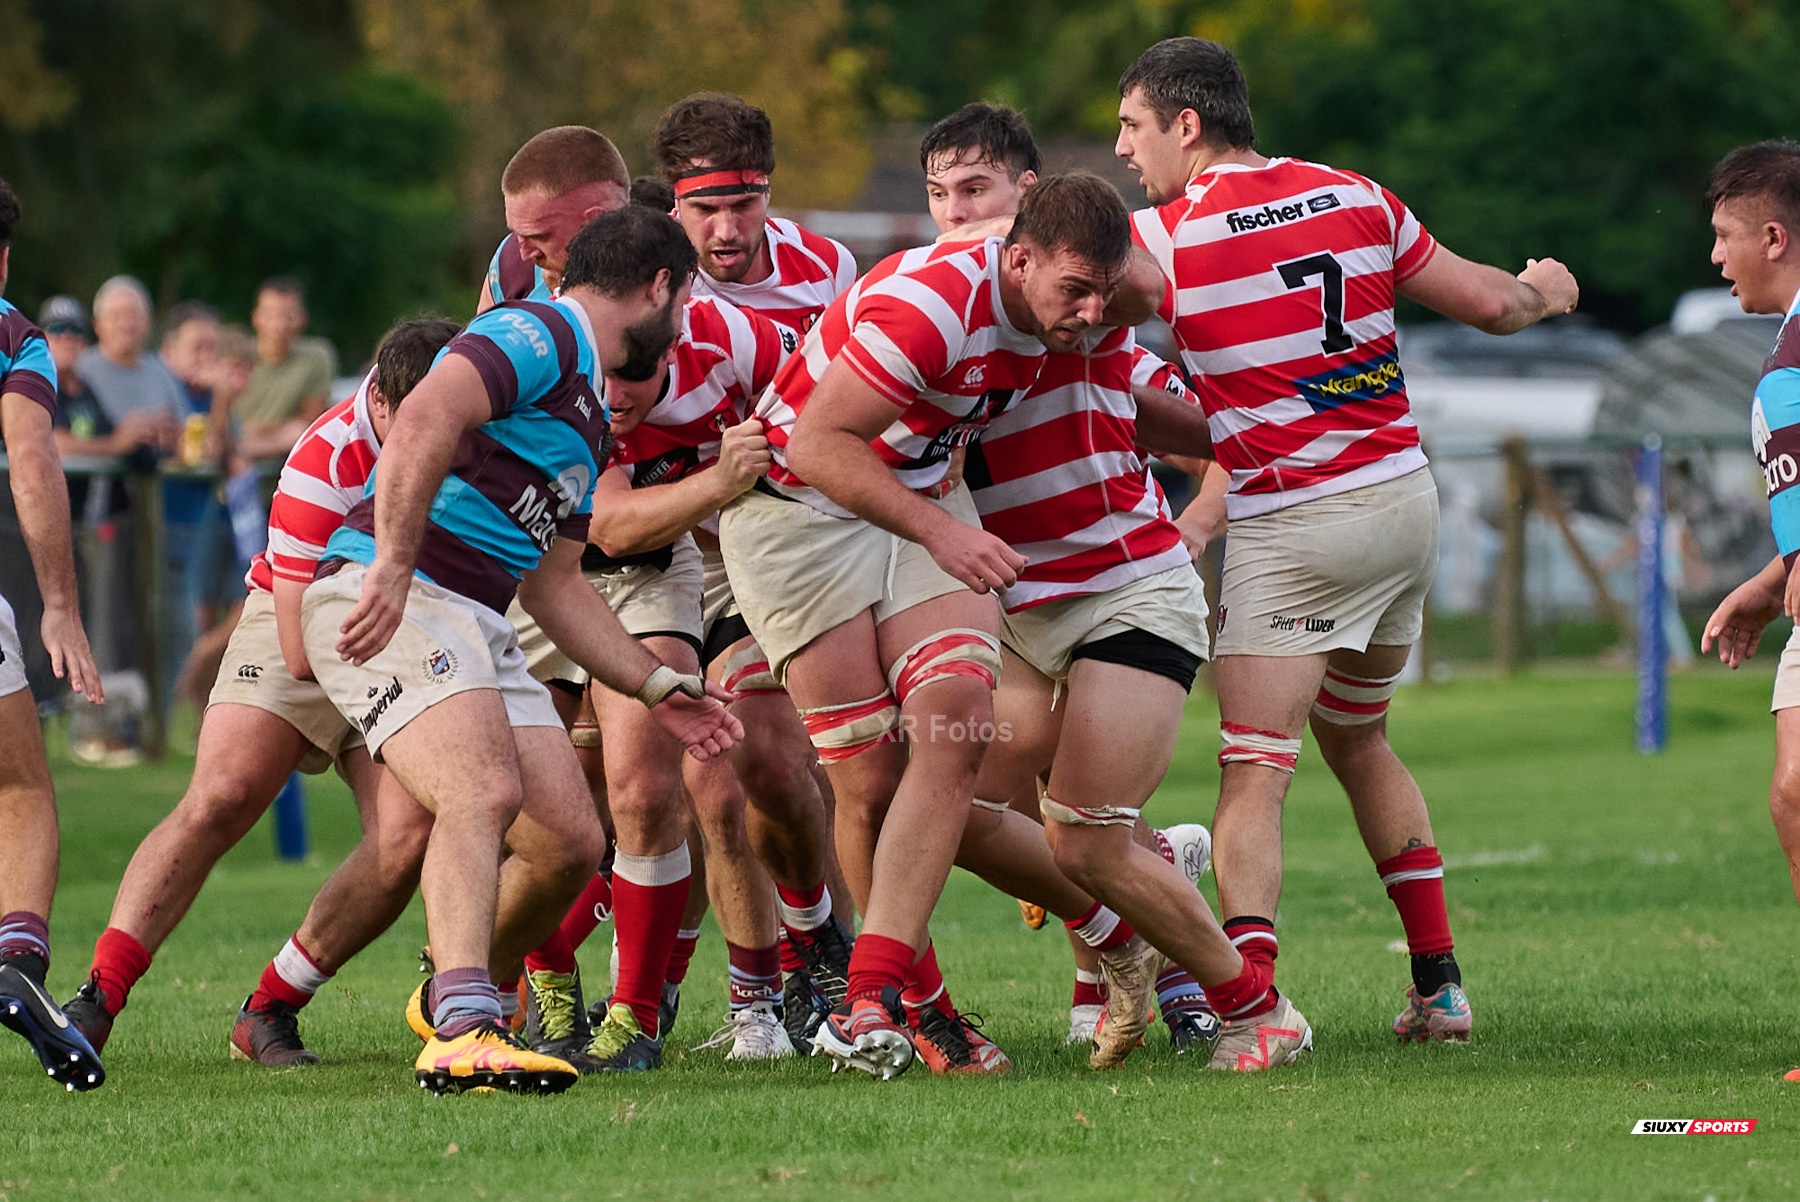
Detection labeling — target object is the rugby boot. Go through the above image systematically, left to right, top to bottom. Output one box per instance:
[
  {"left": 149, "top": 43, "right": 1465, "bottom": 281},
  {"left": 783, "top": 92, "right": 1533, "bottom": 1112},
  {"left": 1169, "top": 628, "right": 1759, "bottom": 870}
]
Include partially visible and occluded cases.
[
  {"left": 1155, "top": 823, "right": 1212, "bottom": 884},
  {"left": 1017, "top": 899, "right": 1048, "bottom": 930},
  {"left": 785, "top": 915, "right": 853, "bottom": 1010},
  {"left": 1091, "top": 933, "right": 1162, "bottom": 1068},
  {"left": 407, "top": 947, "right": 436, "bottom": 1041},
  {"left": 0, "top": 959, "right": 105, "bottom": 1092},
  {"left": 781, "top": 966, "right": 831, "bottom": 1047},
  {"left": 524, "top": 967, "right": 592, "bottom": 1064},
  {"left": 62, "top": 977, "right": 115, "bottom": 1055},
  {"left": 660, "top": 981, "right": 682, "bottom": 1041},
  {"left": 1393, "top": 983, "right": 1472, "bottom": 1043},
  {"left": 811, "top": 987, "right": 913, "bottom": 1080},
  {"left": 1209, "top": 993, "right": 1312, "bottom": 1072},
  {"left": 1163, "top": 995, "right": 1223, "bottom": 1055},
  {"left": 229, "top": 996, "right": 322, "bottom": 1066},
  {"left": 691, "top": 1000, "right": 796, "bottom": 1061},
  {"left": 584, "top": 1002, "right": 663, "bottom": 1073},
  {"left": 1065, "top": 1003, "right": 1102, "bottom": 1045},
  {"left": 910, "top": 1006, "right": 1010, "bottom": 1075},
  {"left": 414, "top": 1020, "right": 578, "bottom": 1095}
]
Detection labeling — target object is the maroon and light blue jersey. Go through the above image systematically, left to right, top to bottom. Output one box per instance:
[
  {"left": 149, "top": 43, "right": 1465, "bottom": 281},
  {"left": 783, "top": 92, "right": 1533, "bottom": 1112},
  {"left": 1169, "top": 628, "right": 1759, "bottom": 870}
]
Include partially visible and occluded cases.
[
  {"left": 485, "top": 234, "right": 555, "bottom": 305},
  {"left": 1752, "top": 288, "right": 1800, "bottom": 568},
  {"left": 0, "top": 298, "right": 57, "bottom": 416},
  {"left": 319, "top": 298, "right": 610, "bottom": 614}
]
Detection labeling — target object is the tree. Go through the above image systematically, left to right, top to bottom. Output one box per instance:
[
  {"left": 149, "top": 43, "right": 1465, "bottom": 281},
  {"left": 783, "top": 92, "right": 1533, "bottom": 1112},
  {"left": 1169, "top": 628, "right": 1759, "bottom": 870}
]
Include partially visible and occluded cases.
[{"left": 2, "top": 0, "right": 461, "bottom": 364}]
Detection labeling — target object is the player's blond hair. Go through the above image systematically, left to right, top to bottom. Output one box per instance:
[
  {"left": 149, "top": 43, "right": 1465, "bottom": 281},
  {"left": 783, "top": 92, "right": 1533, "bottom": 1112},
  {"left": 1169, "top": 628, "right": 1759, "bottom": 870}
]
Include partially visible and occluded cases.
[{"left": 502, "top": 126, "right": 630, "bottom": 199}]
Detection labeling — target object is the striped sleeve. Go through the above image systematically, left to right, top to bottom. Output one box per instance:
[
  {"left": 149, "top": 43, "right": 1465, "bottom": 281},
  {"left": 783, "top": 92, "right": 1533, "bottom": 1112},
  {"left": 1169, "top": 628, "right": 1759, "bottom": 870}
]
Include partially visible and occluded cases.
[
  {"left": 1381, "top": 183, "right": 1437, "bottom": 282},
  {"left": 838, "top": 275, "right": 964, "bottom": 406},
  {"left": 447, "top": 307, "right": 563, "bottom": 418},
  {"left": 0, "top": 309, "right": 57, "bottom": 414},
  {"left": 264, "top": 414, "right": 376, "bottom": 583}
]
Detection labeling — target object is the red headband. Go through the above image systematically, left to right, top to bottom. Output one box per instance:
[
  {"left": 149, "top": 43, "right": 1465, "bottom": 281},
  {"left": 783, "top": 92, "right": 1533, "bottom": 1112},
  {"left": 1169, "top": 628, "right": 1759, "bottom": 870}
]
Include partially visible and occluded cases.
[{"left": 673, "top": 168, "right": 771, "bottom": 199}]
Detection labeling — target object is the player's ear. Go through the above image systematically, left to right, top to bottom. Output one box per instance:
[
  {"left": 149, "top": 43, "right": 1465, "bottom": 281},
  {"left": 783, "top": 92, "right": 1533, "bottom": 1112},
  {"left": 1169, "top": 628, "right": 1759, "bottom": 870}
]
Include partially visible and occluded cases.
[
  {"left": 1178, "top": 108, "right": 1205, "bottom": 150},
  {"left": 1017, "top": 169, "right": 1038, "bottom": 193},
  {"left": 1766, "top": 219, "right": 1791, "bottom": 262},
  {"left": 649, "top": 266, "right": 674, "bottom": 308}
]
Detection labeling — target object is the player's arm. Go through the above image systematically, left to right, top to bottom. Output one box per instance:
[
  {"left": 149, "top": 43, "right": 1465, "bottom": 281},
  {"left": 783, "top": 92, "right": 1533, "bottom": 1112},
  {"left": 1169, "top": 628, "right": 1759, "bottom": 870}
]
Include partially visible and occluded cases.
[
  {"left": 1099, "top": 246, "right": 1167, "bottom": 329},
  {"left": 1398, "top": 246, "right": 1579, "bottom": 335},
  {"left": 475, "top": 285, "right": 497, "bottom": 316},
  {"left": 334, "top": 354, "right": 490, "bottom": 664},
  {"left": 787, "top": 357, "right": 1025, "bottom": 594},
  {"left": 1131, "top": 384, "right": 1213, "bottom": 459},
  {"left": 1, "top": 390, "right": 100, "bottom": 700},
  {"left": 588, "top": 419, "right": 770, "bottom": 557},
  {"left": 1173, "top": 462, "right": 1230, "bottom": 561},
  {"left": 518, "top": 536, "right": 743, "bottom": 760},
  {"left": 1703, "top": 554, "right": 1786, "bottom": 669},
  {"left": 272, "top": 575, "right": 314, "bottom": 681}
]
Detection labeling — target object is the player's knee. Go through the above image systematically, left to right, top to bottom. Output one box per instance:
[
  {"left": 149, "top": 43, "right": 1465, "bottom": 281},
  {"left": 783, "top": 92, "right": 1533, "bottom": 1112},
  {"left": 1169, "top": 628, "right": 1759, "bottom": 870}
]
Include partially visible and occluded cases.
[
  {"left": 734, "top": 741, "right": 817, "bottom": 818},
  {"left": 1770, "top": 765, "right": 1800, "bottom": 833},
  {"left": 174, "top": 772, "right": 269, "bottom": 838},
  {"left": 606, "top": 773, "right": 680, "bottom": 828},
  {"left": 1041, "top": 796, "right": 1135, "bottom": 885}
]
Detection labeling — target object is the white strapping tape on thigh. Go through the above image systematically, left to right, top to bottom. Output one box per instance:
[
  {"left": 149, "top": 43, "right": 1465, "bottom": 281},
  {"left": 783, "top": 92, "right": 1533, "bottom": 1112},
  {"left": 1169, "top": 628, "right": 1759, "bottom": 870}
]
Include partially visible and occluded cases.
[
  {"left": 886, "top": 628, "right": 1002, "bottom": 704},
  {"left": 720, "top": 640, "right": 783, "bottom": 696},
  {"left": 1311, "top": 667, "right": 1403, "bottom": 726},
  {"left": 798, "top": 691, "right": 901, "bottom": 763},
  {"left": 1219, "top": 721, "right": 1302, "bottom": 773},
  {"left": 1040, "top": 793, "right": 1141, "bottom": 827},
  {"left": 971, "top": 796, "right": 1012, "bottom": 814}
]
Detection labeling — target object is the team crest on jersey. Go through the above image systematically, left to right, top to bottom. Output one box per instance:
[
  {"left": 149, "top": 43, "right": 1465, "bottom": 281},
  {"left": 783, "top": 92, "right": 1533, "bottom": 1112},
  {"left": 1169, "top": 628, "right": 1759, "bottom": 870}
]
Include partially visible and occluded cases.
[
  {"left": 1293, "top": 350, "right": 1404, "bottom": 413},
  {"left": 422, "top": 648, "right": 459, "bottom": 683}
]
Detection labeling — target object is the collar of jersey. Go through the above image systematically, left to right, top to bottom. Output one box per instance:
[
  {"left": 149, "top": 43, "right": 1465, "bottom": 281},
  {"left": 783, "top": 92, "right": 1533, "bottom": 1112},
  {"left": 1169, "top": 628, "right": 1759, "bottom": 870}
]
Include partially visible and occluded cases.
[
  {"left": 981, "top": 235, "right": 1037, "bottom": 348},
  {"left": 1787, "top": 285, "right": 1800, "bottom": 321},
  {"left": 554, "top": 293, "right": 598, "bottom": 358}
]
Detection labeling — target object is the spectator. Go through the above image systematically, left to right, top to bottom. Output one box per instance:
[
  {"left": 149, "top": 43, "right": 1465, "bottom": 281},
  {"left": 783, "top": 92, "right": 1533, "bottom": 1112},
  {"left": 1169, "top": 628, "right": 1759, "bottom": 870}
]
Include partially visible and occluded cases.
[
  {"left": 76, "top": 275, "right": 183, "bottom": 442},
  {"left": 236, "top": 277, "right": 335, "bottom": 457},
  {"left": 43, "top": 296, "right": 164, "bottom": 516},
  {"left": 159, "top": 300, "right": 220, "bottom": 419},
  {"left": 159, "top": 302, "right": 243, "bottom": 639}
]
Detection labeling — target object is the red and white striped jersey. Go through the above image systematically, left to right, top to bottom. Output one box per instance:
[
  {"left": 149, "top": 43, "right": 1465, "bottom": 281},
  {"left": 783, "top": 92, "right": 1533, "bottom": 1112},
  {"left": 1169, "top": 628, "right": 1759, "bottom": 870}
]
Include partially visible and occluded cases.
[
  {"left": 1131, "top": 157, "right": 1437, "bottom": 519},
  {"left": 692, "top": 217, "right": 857, "bottom": 337},
  {"left": 756, "top": 236, "right": 1048, "bottom": 518},
  {"left": 612, "top": 296, "right": 794, "bottom": 487},
  {"left": 969, "top": 326, "right": 1189, "bottom": 611},
  {"left": 246, "top": 371, "right": 380, "bottom": 593}
]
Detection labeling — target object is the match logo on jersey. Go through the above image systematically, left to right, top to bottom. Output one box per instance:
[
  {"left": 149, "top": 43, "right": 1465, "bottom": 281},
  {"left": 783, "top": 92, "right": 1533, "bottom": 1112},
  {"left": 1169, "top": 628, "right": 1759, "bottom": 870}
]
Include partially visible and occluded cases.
[
  {"left": 1293, "top": 351, "right": 1404, "bottom": 414},
  {"left": 423, "top": 648, "right": 459, "bottom": 683}
]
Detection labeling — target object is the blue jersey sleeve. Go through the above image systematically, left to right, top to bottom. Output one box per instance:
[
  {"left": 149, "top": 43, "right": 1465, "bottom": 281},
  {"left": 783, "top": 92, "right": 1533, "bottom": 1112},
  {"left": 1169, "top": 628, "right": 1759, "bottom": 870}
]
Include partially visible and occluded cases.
[
  {"left": 485, "top": 242, "right": 506, "bottom": 307},
  {"left": 0, "top": 303, "right": 58, "bottom": 415},
  {"left": 442, "top": 306, "right": 567, "bottom": 420},
  {"left": 1755, "top": 365, "right": 1800, "bottom": 563}
]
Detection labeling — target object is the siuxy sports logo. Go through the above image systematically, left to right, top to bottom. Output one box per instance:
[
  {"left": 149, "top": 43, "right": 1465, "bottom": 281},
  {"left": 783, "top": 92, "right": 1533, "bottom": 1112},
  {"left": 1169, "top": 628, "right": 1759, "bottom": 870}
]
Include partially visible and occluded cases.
[
  {"left": 1223, "top": 192, "right": 1341, "bottom": 235},
  {"left": 1629, "top": 1119, "right": 1757, "bottom": 1134}
]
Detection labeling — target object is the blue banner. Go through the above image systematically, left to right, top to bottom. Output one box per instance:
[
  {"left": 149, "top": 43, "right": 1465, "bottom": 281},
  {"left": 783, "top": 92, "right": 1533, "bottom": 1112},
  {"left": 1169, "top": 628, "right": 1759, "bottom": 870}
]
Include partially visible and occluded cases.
[{"left": 1634, "top": 436, "right": 1668, "bottom": 754}]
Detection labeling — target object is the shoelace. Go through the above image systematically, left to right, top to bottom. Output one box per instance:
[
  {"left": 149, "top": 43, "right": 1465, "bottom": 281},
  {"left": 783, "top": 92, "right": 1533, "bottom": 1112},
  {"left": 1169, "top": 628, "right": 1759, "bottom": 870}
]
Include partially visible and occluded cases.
[
  {"left": 790, "top": 923, "right": 852, "bottom": 994},
  {"left": 530, "top": 973, "right": 580, "bottom": 1043},
  {"left": 257, "top": 1003, "right": 306, "bottom": 1049},
  {"left": 690, "top": 1004, "right": 782, "bottom": 1052},
  {"left": 587, "top": 1007, "right": 644, "bottom": 1059},
  {"left": 915, "top": 1007, "right": 979, "bottom": 1065}
]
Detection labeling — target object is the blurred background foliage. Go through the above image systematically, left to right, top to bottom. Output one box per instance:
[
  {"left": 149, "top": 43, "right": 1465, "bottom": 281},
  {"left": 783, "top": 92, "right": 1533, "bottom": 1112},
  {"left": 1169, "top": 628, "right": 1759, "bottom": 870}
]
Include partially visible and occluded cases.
[{"left": 2, "top": 0, "right": 1797, "bottom": 360}]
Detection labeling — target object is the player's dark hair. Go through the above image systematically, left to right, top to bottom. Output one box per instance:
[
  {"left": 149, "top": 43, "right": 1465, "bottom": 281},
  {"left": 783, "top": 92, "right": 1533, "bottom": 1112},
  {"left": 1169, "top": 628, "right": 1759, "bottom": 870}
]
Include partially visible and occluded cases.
[
  {"left": 1119, "top": 36, "right": 1255, "bottom": 150},
  {"left": 653, "top": 93, "right": 776, "bottom": 183},
  {"left": 919, "top": 103, "right": 1041, "bottom": 181},
  {"left": 502, "top": 126, "right": 630, "bottom": 198},
  {"left": 1706, "top": 140, "right": 1800, "bottom": 236},
  {"left": 1006, "top": 171, "right": 1131, "bottom": 269},
  {"left": 630, "top": 175, "right": 677, "bottom": 213},
  {"left": 0, "top": 177, "right": 18, "bottom": 246},
  {"left": 561, "top": 206, "right": 698, "bottom": 298},
  {"left": 258, "top": 275, "right": 306, "bottom": 306},
  {"left": 161, "top": 300, "right": 218, "bottom": 345},
  {"left": 375, "top": 317, "right": 460, "bottom": 409}
]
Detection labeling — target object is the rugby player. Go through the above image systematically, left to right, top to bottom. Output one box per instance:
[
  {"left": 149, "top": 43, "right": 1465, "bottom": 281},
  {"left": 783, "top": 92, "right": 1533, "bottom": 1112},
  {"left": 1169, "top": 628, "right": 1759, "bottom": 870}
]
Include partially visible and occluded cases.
[
  {"left": 1116, "top": 37, "right": 1577, "bottom": 1059},
  {"left": 654, "top": 91, "right": 862, "bottom": 1049},
  {"left": 920, "top": 102, "right": 1237, "bottom": 1062},
  {"left": 477, "top": 126, "right": 631, "bottom": 311},
  {"left": 1692, "top": 141, "right": 1800, "bottom": 1080},
  {"left": 720, "top": 172, "right": 1141, "bottom": 1079},
  {"left": 0, "top": 176, "right": 106, "bottom": 1091},
  {"left": 307, "top": 206, "right": 740, "bottom": 1094},
  {"left": 581, "top": 293, "right": 845, "bottom": 1062},
  {"left": 64, "top": 321, "right": 454, "bottom": 1067}
]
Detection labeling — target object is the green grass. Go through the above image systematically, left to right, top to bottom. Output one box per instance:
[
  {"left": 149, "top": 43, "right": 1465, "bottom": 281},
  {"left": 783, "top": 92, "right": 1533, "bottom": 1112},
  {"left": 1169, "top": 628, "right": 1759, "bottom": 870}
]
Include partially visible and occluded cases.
[{"left": 5, "top": 666, "right": 1799, "bottom": 1200}]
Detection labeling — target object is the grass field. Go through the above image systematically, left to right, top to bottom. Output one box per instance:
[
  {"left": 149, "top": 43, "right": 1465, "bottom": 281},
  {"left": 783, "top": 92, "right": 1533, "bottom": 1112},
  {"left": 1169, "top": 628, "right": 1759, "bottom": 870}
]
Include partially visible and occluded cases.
[{"left": 3, "top": 665, "right": 1798, "bottom": 1200}]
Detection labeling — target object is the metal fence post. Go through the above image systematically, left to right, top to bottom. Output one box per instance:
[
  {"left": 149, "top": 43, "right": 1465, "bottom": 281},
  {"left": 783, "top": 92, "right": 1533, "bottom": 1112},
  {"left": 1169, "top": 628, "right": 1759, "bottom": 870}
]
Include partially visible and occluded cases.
[
  {"left": 1634, "top": 436, "right": 1668, "bottom": 754},
  {"left": 1493, "top": 437, "right": 1531, "bottom": 673}
]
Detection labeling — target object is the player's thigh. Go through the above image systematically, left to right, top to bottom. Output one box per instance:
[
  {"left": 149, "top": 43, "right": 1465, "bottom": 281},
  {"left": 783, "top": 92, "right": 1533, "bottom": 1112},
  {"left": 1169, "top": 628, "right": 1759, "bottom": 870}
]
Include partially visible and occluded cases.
[
  {"left": 876, "top": 589, "right": 1001, "bottom": 728},
  {"left": 783, "top": 612, "right": 887, "bottom": 711},
  {"left": 979, "top": 646, "right": 1059, "bottom": 803},
  {"left": 1214, "top": 652, "right": 1330, "bottom": 737},
  {"left": 1048, "top": 658, "right": 1185, "bottom": 808},
  {"left": 0, "top": 686, "right": 50, "bottom": 795},
  {"left": 378, "top": 688, "right": 522, "bottom": 818},
  {"left": 726, "top": 691, "right": 819, "bottom": 809},
  {"left": 187, "top": 703, "right": 316, "bottom": 815},
  {"left": 505, "top": 725, "right": 605, "bottom": 870}
]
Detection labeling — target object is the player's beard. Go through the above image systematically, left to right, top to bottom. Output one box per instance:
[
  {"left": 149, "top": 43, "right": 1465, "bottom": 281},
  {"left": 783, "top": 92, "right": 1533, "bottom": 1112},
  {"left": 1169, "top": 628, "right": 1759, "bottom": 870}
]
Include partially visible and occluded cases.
[{"left": 613, "top": 295, "right": 682, "bottom": 382}]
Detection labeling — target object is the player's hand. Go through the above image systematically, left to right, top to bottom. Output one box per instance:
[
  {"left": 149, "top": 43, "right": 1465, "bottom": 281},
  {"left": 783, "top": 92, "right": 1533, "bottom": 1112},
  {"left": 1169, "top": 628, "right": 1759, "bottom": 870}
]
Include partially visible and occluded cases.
[
  {"left": 936, "top": 215, "right": 1013, "bottom": 244},
  {"left": 1521, "top": 258, "right": 1579, "bottom": 316},
  {"left": 717, "top": 418, "right": 771, "bottom": 490},
  {"left": 921, "top": 447, "right": 967, "bottom": 500},
  {"left": 925, "top": 520, "right": 1027, "bottom": 595},
  {"left": 336, "top": 558, "right": 410, "bottom": 665},
  {"left": 1701, "top": 573, "right": 1785, "bottom": 668},
  {"left": 40, "top": 604, "right": 102, "bottom": 703},
  {"left": 650, "top": 681, "right": 746, "bottom": 761}
]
